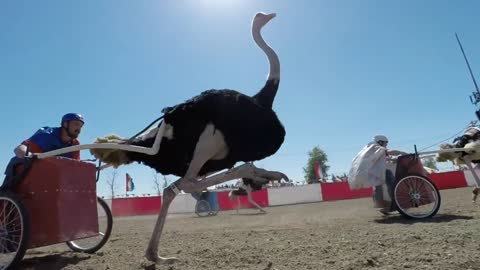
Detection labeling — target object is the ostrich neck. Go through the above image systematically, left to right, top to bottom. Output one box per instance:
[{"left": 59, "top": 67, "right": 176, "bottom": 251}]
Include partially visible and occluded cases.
[{"left": 252, "top": 25, "right": 280, "bottom": 81}]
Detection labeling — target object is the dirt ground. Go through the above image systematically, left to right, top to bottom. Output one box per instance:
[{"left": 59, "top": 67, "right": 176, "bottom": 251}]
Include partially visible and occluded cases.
[{"left": 17, "top": 187, "right": 480, "bottom": 270}]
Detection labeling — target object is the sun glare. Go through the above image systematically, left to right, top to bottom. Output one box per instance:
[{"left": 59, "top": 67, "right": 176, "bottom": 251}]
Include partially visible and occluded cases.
[{"left": 196, "top": 0, "right": 245, "bottom": 10}]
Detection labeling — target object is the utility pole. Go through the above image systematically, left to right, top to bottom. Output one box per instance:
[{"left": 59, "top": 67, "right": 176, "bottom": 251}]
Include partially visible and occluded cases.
[{"left": 455, "top": 33, "right": 480, "bottom": 121}]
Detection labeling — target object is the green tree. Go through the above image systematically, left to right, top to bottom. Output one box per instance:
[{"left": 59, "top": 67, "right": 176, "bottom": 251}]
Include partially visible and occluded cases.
[{"left": 303, "top": 146, "right": 329, "bottom": 183}]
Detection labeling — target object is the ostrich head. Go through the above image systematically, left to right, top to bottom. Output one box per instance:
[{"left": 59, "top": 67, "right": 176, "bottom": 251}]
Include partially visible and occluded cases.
[{"left": 252, "top": 12, "right": 276, "bottom": 29}]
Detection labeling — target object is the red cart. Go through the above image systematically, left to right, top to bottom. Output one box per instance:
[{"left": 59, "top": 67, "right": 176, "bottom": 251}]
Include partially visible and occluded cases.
[{"left": 0, "top": 157, "right": 113, "bottom": 269}]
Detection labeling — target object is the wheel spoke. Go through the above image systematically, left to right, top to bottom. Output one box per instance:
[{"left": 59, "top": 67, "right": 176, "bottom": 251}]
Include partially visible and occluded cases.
[
  {"left": 414, "top": 178, "right": 422, "bottom": 192},
  {"left": 1, "top": 202, "right": 6, "bottom": 226},
  {"left": 3, "top": 216, "right": 20, "bottom": 229}
]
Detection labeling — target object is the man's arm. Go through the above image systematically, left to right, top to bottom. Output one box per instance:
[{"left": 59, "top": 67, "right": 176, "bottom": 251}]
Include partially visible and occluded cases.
[
  {"left": 14, "top": 128, "right": 54, "bottom": 159},
  {"left": 13, "top": 141, "right": 44, "bottom": 158}
]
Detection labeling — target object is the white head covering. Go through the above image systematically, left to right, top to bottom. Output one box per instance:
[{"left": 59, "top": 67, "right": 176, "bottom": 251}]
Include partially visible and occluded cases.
[{"left": 373, "top": 135, "right": 389, "bottom": 144}]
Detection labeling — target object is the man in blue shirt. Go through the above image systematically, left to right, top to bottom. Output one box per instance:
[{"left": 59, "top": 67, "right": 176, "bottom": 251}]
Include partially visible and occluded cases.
[
  {"left": 3, "top": 113, "right": 85, "bottom": 190},
  {"left": 13, "top": 113, "right": 85, "bottom": 160}
]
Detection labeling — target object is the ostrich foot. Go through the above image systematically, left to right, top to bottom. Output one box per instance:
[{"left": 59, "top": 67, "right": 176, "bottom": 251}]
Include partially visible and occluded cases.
[
  {"left": 472, "top": 187, "right": 479, "bottom": 203},
  {"left": 145, "top": 249, "right": 179, "bottom": 264}
]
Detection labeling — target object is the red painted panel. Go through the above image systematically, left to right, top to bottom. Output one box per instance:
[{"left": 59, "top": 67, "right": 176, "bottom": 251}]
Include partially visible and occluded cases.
[
  {"left": 14, "top": 157, "right": 99, "bottom": 249},
  {"left": 428, "top": 171, "right": 468, "bottom": 190},
  {"left": 320, "top": 172, "right": 467, "bottom": 203},
  {"left": 321, "top": 182, "right": 372, "bottom": 201},
  {"left": 216, "top": 190, "right": 269, "bottom": 210},
  {"left": 112, "top": 196, "right": 162, "bottom": 216}
]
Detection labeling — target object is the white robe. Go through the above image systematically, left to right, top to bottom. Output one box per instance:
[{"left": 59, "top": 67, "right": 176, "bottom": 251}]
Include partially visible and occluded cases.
[{"left": 348, "top": 142, "right": 387, "bottom": 190}]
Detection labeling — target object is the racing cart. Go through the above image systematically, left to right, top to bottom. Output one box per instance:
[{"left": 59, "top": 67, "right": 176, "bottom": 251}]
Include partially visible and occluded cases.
[
  {"left": 379, "top": 146, "right": 480, "bottom": 219},
  {"left": 379, "top": 153, "right": 441, "bottom": 219},
  {"left": 0, "top": 157, "right": 113, "bottom": 270}
]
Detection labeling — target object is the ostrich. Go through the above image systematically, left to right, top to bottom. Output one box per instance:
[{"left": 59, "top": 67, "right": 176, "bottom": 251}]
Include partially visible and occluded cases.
[
  {"left": 90, "top": 12, "right": 284, "bottom": 263},
  {"left": 436, "top": 126, "right": 480, "bottom": 201},
  {"left": 229, "top": 168, "right": 289, "bottom": 213}
]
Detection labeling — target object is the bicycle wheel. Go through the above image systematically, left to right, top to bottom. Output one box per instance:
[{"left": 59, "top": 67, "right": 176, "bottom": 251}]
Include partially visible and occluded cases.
[
  {"left": 394, "top": 175, "right": 441, "bottom": 219},
  {"left": 0, "top": 192, "right": 29, "bottom": 270},
  {"left": 66, "top": 197, "right": 113, "bottom": 253},
  {"left": 195, "top": 200, "right": 211, "bottom": 217}
]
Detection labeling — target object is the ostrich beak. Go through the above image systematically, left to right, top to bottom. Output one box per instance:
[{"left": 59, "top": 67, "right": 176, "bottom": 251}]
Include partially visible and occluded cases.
[{"left": 267, "top": 13, "right": 276, "bottom": 20}]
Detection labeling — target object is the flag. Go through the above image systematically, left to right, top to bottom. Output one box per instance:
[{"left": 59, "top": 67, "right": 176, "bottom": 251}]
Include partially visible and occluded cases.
[
  {"left": 314, "top": 160, "right": 323, "bottom": 180},
  {"left": 126, "top": 173, "right": 135, "bottom": 192}
]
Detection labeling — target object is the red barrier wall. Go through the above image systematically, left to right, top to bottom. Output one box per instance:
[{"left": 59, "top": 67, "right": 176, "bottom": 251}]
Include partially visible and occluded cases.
[
  {"left": 108, "top": 171, "right": 469, "bottom": 216},
  {"left": 428, "top": 171, "right": 468, "bottom": 190},
  {"left": 321, "top": 182, "right": 372, "bottom": 201},
  {"left": 216, "top": 190, "right": 269, "bottom": 210},
  {"left": 112, "top": 196, "right": 162, "bottom": 216}
]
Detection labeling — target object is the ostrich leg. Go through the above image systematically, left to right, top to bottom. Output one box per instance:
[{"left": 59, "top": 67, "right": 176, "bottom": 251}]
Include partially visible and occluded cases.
[
  {"left": 145, "top": 124, "right": 236, "bottom": 263},
  {"left": 463, "top": 156, "right": 480, "bottom": 202},
  {"left": 145, "top": 163, "right": 284, "bottom": 263},
  {"left": 177, "top": 163, "right": 282, "bottom": 193},
  {"left": 145, "top": 187, "right": 178, "bottom": 263},
  {"left": 246, "top": 187, "right": 266, "bottom": 213},
  {"left": 236, "top": 196, "right": 240, "bottom": 213}
]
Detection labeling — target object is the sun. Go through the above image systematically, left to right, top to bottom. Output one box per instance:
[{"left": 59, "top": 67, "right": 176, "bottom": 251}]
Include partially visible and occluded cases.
[{"left": 196, "top": 0, "right": 245, "bottom": 10}]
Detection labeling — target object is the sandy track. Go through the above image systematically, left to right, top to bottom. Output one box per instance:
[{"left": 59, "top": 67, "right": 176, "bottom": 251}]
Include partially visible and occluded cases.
[{"left": 18, "top": 187, "right": 480, "bottom": 270}]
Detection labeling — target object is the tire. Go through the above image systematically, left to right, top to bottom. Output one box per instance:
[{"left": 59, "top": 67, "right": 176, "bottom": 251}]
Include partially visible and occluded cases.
[
  {"left": 393, "top": 174, "right": 441, "bottom": 219},
  {"left": 0, "top": 192, "right": 30, "bottom": 270},
  {"left": 66, "top": 197, "right": 113, "bottom": 253},
  {"left": 195, "top": 200, "right": 211, "bottom": 217}
]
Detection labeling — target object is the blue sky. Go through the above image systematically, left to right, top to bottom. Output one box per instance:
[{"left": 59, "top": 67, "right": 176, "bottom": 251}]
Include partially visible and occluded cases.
[{"left": 1, "top": 0, "right": 479, "bottom": 198}]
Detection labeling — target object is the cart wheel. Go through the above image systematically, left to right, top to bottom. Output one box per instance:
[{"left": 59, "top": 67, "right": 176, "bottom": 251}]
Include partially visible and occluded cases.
[
  {"left": 394, "top": 175, "right": 441, "bottom": 219},
  {"left": 0, "top": 192, "right": 29, "bottom": 270},
  {"left": 66, "top": 197, "right": 112, "bottom": 253},
  {"left": 195, "top": 200, "right": 211, "bottom": 217}
]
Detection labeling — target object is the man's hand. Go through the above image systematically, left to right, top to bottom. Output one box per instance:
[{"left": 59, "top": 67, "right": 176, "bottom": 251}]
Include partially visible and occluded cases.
[
  {"left": 14, "top": 144, "right": 38, "bottom": 159},
  {"left": 14, "top": 145, "right": 28, "bottom": 159}
]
